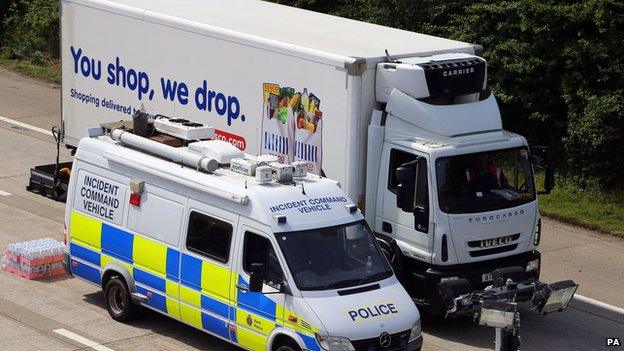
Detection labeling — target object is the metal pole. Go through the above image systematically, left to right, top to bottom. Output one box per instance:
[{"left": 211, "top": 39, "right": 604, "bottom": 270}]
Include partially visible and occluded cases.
[{"left": 494, "top": 327, "right": 520, "bottom": 351}]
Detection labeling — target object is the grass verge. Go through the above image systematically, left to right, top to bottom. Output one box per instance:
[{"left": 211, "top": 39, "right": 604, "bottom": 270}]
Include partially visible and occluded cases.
[
  {"left": 0, "top": 57, "right": 60, "bottom": 84},
  {"left": 539, "top": 182, "right": 624, "bottom": 237}
]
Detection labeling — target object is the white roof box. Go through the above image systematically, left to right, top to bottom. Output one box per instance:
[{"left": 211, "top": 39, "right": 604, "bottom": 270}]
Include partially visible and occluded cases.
[
  {"left": 376, "top": 53, "right": 486, "bottom": 103},
  {"left": 188, "top": 140, "right": 244, "bottom": 164}
]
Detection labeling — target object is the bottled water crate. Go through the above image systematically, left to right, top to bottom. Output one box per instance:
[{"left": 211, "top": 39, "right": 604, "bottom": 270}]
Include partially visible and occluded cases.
[{"left": 2, "top": 238, "right": 66, "bottom": 280}]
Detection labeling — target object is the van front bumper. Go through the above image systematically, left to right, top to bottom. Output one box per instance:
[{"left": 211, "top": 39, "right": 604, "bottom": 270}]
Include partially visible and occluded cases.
[{"left": 406, "top": 335, "right": 423, "bottom": 351}]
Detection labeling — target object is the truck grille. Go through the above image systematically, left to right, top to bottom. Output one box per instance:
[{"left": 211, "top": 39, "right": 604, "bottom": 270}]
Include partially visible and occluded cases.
[
  {"left": 467, "top": 234, "right": 520, "bottom": 257},
  {"left": 350, "top": 330, "right": 410, "bottom": 351}
]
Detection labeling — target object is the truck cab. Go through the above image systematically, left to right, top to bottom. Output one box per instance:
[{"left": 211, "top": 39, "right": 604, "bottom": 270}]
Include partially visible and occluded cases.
[{"left": 365, "top": 53, "right": 552, "bottom": 314}]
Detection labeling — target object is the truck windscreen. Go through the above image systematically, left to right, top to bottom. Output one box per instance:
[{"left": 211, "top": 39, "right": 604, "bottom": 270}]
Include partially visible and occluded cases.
[
  {"left": 436, "top": 147, "right": 535, "bottom": 214},
  {"left": 275, "top": 221, "right": 393, "bottom": 291}
]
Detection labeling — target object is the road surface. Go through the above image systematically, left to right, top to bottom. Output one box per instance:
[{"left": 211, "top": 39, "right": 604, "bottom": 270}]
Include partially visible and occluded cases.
[{"left": 0, "top": 67, "right": 622, "bottom": 350}]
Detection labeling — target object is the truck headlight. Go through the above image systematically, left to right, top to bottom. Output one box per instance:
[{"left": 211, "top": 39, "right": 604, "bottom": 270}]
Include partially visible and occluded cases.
[
  {"left": 525, "top": 258, "right": 539, "bottom": 272},
  {"left": 409, "top": 320, "right": 421, "bottom": 342},
  {"left": 315, "top": 334, "right": 355, "bottom": 351}
]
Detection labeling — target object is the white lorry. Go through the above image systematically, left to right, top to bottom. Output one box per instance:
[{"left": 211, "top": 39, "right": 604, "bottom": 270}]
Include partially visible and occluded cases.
[
  {"left": 59, "top": 0, "right": 555, "bottom": 315},
  {"left": 65, "top": 129, "right": 423, "bottom": 351}
]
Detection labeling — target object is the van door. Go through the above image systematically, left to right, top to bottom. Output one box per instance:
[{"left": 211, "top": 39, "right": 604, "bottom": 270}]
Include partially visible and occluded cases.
[
  {"left": 179, "top": 199, "right": 238, "bottom": 341},
  {"left": 232, "top": 220, "right": 287, "bottom": 351}
]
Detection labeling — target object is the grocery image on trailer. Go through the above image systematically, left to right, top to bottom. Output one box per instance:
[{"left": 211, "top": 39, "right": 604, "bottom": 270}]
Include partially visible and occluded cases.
[{"left": 261, "top": 83, "right": 323, "bottom": 174}]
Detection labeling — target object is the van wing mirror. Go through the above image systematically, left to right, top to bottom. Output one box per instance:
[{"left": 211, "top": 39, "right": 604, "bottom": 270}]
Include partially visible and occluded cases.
[
  {"left": 530, "top": 146, "right": 554, "bottom": 194},
  {"left": 249, "top": 263, "right": 265, "bottom": 292}
]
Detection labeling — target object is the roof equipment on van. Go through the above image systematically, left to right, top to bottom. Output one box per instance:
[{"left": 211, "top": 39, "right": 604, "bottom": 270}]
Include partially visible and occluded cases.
[
  {"left": 153, "top": 115, "right": 215, "bottom": 140},
  {"left": 110, "top": 129, "right": 219, "bottom": 173},
  {"left": 188, "top": 140, "right": 244, "bottom": 164},
  {"left": 230, "top": 158, "right": 258, "bottom": 176},
  {"left": 292, "top": 161, "right": 308, "bottom": 178},
  {"left": 270, "top": 162, "right": 294, "bottom": 183},
  {"left": 255, "top": 166, "right": 272, "bottom": 183}
]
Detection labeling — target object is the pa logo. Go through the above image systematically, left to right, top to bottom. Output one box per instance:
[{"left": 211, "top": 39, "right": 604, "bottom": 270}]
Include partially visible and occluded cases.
[
  {"left": 246, "top": 314, "right": 253, "bottom": 327},
  {"left": 606, "top": 337, "right": 621, "bottom": 347}
]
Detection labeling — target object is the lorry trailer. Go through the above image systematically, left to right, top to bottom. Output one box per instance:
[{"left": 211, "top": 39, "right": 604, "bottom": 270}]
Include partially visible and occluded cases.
[{"left": 59, "top": 0, "right": 555, "bottom": 315}]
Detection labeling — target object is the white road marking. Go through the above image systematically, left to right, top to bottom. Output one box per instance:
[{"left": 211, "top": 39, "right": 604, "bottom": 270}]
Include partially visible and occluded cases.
[
  {"left": 0, "top": 115, "right": 53, "bottom": 136},
  {"left": 0, "top": 189, "right": 11, "bottom": 196},
  {"left": 574, "top": 294, "right": 624, "bottom": 315},
  {"left": 53, "top": 329, "right": 115, "bottom": 351}
]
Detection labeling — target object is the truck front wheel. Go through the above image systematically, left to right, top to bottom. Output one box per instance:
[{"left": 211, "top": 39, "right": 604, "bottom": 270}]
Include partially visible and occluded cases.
[{"left": 104, "top": 276, "right": 142, "bottom": 322}]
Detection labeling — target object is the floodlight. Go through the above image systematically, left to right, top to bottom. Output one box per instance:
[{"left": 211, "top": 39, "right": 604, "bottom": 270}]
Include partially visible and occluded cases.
[
  {"left": 533, "top": 280, "right": 578, "bottom": 314},
  {"left": 478, "top": 300, "right": 517, "bottom": 329}
]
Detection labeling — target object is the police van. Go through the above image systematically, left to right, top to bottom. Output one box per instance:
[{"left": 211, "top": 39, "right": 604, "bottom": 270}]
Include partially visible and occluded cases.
[{"left": 64, "top": 124, "right": 422, "bottom": 351}]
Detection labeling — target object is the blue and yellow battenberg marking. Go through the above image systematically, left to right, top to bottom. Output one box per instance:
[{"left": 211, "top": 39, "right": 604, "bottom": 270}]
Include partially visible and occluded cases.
[{"left": 68, "top": 210, "right": 320, "bottom": 351}]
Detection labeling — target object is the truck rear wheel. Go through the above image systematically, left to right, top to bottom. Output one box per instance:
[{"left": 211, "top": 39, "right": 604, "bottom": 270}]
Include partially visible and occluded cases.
[{"left": 104, "top": 276, "right": 142, "bottom": 322}]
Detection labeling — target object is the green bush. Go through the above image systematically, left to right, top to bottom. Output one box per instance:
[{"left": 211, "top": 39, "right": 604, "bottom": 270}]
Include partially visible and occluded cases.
[{"left": 1, "top": 0, "right": 60, "bottom": 62}]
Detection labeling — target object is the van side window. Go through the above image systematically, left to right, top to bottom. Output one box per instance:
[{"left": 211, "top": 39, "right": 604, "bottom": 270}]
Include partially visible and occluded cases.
[
  {"left": 388, "top": 148, "right": 419, "bottom": 194},
  {"left": 186, "top": 211, "right": 232, "bottom": 263},
  {"left": 243, "top": 232, "right": 284, "bottom": 289}
]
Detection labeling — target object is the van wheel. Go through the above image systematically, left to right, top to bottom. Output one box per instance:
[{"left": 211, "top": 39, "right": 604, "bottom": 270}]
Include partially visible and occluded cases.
[{"left": 104, "top": 276, "right": 142, "bottom": 322}]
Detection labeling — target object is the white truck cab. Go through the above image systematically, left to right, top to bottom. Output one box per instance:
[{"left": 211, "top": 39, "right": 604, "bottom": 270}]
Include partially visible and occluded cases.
[
  {"left": 366, "top": 54, "right": 550, "bottom": 314},
  {"left": 65, "top": 129, "right": 422, "bottom": 351}
]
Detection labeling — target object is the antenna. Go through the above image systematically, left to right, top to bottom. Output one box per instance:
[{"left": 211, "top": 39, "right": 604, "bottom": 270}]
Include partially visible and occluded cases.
[
  {"left": 244, "top": 180, "right": 248, "bottom": 189},
  {"left": 301, "top": 181, "right": 306, "bottom": 195}
]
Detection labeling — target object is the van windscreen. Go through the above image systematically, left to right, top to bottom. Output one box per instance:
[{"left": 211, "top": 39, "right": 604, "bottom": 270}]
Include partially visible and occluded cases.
[{"left": 275, "top": 221, "right": 392, "bottom": 291}]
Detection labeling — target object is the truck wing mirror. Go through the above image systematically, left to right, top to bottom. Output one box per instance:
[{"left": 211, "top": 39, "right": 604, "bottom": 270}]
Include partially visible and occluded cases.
[
  {"left": 530, "top": 146, "right": 555, "bottom": 194},
  {"left": 395, "top": 157, "right": 427, "bottom": 212},
  {"left": 396, "top": 163, "right": 416, "bottom": 184},
  {"left": 396, "top": 183, "right": 416, "bottom": 212},
  {"left": 249, "top": 263, "right": 266, "bottom": 293}
]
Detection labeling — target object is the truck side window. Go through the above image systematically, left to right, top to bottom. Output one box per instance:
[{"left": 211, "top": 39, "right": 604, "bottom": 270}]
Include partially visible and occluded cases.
[
  {"left": 388, "top": 148, "right": 419, "bottom": 193},
  {"left": 186, "top": 211, "right": 232, "bottom": 263},
  {"left": 243, "top": 232, "right": 284, "bottom": 289}
]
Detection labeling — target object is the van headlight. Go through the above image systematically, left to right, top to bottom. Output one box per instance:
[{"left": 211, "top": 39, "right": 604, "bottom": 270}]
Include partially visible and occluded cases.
[
  {"left": 409, "top": 320, "right": 421, "bottom": 342},
  {"left": 315, "top": 334, "right": 354, "bottom": 351}
]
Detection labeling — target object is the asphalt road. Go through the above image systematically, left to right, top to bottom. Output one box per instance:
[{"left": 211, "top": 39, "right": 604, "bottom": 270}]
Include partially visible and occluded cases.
[{"left": 0, "top": 67, "right": 622, "bottom": 351}]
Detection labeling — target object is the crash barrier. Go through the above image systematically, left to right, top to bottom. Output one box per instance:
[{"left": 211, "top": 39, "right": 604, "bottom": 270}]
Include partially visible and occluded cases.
[{"left": 2, "top": 238, "right": 66, "bottom": 280}]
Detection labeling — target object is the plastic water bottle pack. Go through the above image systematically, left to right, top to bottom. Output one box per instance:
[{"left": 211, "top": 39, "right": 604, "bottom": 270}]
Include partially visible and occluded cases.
[{"left": 2, "top": 237, "right": 66, "bottom": 280}]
